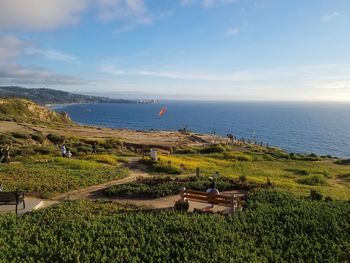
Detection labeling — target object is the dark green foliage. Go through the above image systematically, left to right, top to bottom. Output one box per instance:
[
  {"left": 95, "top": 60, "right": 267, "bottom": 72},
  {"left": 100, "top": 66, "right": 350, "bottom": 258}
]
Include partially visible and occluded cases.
[
  {"left": 11, "top": 132, "right": 31, "bottom": 139},
  {"left": 30, "top": 132, "right": 45, "bottom": 143},
  {"left": 47, "top": 133, "right": 65, "bottom": 145},
  {"left": 0, "top": 134, "right": 14, "bottom": 144},
  {"left": 199, "top": 144, "right": 226, "bottom": 154},
  {"left": 174, "top": 148, "right": 197, "bottom": 154},
  {"left": 335, "top": 159, "right": 350, "bottom": 165},
  {"left": 150, "top": 162, "right": 182, "bottom": 174},
  {"left": 286, "top": 168, "right": 309, "bottom": 176},
  {"left": 239, "top": 174, "right": 247, "bottom": 182},
  {"left": 297, "top": 175, "right": 327, "bottom": 186},
  {"left": 105, "top": 176, "right": 239, "bottom": 198},
  {"left": 310, "top": 190, "right": 323, "bottom": 201},
  {"left": 0, "top": 192, "right": 350, "bottom": 262},
  {"left": 325, "top": 196, "right": 333, "bottom": 202},
  {"left": 174, "top": 199, "right": 189, "bottom": 211}
]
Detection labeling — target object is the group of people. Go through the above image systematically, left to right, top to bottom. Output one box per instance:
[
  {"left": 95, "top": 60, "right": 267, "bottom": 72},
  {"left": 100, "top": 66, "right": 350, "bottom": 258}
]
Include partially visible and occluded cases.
[
  {"left": 60, "top": 142, "right": 98, "bottom": 158},
  {"left": 60, "top": 145, "right": 72, "bottom": 158},
  {"left": 0, "top": 146, "right": 10, "bottom": 163}
]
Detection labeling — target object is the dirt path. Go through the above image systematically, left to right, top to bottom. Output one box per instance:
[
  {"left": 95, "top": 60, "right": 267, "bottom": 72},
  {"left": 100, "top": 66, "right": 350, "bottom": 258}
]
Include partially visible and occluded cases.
[{"left": 52, "top": 169, "right": 150, "bottom": 201}]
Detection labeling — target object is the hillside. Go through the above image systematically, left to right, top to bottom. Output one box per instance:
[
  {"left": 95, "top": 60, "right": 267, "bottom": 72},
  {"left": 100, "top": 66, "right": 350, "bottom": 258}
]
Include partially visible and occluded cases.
[
  {"left": 0, "top": 86, "right": 137, "bottom": 105},
  {"left": 0, "top": 98, "right": 72, "bottom": 124}
]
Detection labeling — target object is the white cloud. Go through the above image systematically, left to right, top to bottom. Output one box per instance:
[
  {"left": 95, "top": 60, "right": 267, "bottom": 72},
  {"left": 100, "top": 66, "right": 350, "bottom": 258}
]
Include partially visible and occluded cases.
[
  {"left": 0, "top": 0, "right": 87, "bottom": 31},
  {"left": 97, "top": 0, "right": 152, "bottom": 24},
  {"left": 180, "top": 0, "right": 196, "bottom": 6},
  {"left": 203, "top": 0, "right": 237, "bottom": 8},
  {"left": 321, "top": 12, "right": 340, "bottom": 22},
  {"left": 225, "top": 27, "right": 239, "bottom": 36},
  {"left": 0, "top": 36, "right": 24, "bottom": 59},
  {"left": 0, "top": 36, "right": 83, "bottom": 86},
  {"left": 25, "top": 48, "right": 77, "bottom": 62},
  {"left": 0, "top": 62, "right": 85, "bottom": 85}
]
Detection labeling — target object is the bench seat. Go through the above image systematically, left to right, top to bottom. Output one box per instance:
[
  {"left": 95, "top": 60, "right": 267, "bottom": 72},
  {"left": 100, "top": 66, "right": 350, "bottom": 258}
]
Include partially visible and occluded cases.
[{"left": 0, "top": 192, "right": 25, "bottom": 215}]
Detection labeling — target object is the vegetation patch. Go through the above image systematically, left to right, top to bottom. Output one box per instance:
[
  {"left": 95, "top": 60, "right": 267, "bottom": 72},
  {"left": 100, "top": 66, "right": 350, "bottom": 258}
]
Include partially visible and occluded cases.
[
  {"left": 0, "top": 156, "right": 129, "bottom": 198},
  {"left": 297, "top": 174, "right": 328, "bottom": 186},
  {"left": 105, "top": 176, "right": 257, "bottom": 198},
  {"left": 0, "top": 191, "right": 349, "bottom": 262}
]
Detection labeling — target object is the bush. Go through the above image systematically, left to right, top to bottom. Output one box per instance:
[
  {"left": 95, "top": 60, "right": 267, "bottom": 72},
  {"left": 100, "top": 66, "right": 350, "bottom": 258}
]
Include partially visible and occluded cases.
[
  {"left": 12, "top": 132, "right": 31, "bottom": 139},
  {"left": 30, "top": 132, "right": 45, "bottom": 143},
  {"left": 0, "top": 134, "right": 14, "bottom": 144},
  {"left": 47, "top": 134, "right": 65, "bottom": 145},
  {"left": 199, "top": 145, "right": 226, "bottom": 154},
  {"left": 174, "top": 148, "right": 197, "bottom": 154},
  {"left": 335, "top": 159, "right": 350, "bottom": 165},
  {"left": 150, "top": 163, "right": 182, "bottom": 175},
  {"left": 286, "top": 169, "right": 309, "bottom": 176},
  {"left": 239, "top": 175, "right": 247, "bottom": 182},
  {"left": 297, "top": 175, "right": 327, "bottom": 186},
  {"left": 310, "top": 190, "right": 323, "bottom": 201},
  {"left": 325, "top": 196, "right": 333, "bottom": 202},
  {"left": 174, "top": 199, "right": 189, "bottom": 212}
]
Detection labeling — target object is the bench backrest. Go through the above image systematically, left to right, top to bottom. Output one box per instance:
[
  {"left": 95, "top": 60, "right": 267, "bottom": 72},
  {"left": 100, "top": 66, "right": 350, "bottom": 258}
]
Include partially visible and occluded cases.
[
  {"left": 183, "top": 189, "right": 233, "bottom": 207},
  {"left": 0, "top": 192, "right": 23, "bottom": 202}
]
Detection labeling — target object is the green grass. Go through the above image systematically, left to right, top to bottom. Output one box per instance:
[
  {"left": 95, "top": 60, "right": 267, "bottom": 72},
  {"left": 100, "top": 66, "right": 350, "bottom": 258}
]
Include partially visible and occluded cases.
[
  {"left": 158, "top": 152, "right": 350, "bottom": 200},
  {"left": 0, "top": 156, "right": 129, "bottom": 198},
  {"left": 0, "top": 191, "right": 349, "bottom": 262}
]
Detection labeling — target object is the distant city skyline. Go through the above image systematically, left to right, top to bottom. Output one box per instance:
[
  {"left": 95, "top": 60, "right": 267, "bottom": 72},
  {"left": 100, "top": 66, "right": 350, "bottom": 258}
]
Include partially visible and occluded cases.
[{"left": 0, "top": 0, "right": 350, "bottom": 101}]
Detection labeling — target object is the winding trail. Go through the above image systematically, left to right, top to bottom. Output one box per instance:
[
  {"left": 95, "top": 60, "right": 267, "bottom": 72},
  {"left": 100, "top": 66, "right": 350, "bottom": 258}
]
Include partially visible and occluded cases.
[{"left": 52, "top": 169, "right": 150, "bottom": 201}]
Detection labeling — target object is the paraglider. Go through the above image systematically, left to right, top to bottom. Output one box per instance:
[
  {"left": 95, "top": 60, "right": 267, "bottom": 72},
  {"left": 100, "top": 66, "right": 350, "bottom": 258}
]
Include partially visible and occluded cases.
[{"left": 158, "top": 107, "right": 167, "bottom": 117}]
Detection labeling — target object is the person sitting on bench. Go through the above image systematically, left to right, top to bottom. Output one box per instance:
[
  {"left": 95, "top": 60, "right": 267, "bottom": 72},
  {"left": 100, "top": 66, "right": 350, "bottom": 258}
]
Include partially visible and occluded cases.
[{"left": 206, "top": 181, "right": 219, "bottom": 208}]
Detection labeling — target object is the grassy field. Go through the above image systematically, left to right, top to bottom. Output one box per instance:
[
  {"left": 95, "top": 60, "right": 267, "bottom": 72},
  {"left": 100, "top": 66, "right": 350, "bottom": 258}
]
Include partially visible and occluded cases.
[
  {"left": 153, "top": 146, "right": 350, "bottom": 200},
  {"left": 0, "top": 155, "right": 129, "bottom": 198},
  {"left": 0, "top": 191, "right": 349, "bottom": 262}
]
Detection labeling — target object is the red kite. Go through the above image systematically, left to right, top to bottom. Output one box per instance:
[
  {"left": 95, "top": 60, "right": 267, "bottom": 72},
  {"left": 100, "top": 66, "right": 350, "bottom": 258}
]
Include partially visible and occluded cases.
[{"left": 158, "top": 107, "right": 167, "bottom": 117}]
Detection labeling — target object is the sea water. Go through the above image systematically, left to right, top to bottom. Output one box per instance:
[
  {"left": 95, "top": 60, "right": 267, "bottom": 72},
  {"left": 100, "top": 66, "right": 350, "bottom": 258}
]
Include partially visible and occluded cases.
[{"left": 54, "top": 101, "right": 350, "bottom": 158}]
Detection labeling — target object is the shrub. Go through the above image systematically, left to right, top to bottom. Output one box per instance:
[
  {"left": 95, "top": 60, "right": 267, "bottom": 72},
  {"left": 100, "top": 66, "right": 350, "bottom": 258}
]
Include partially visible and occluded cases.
[
  {"left": 12, "top": 132, "right": 31, "bottom": 139},
  {"left": 30, "top": 132, "right": 45, "bottom": 143},
  {"left": 0, "top": 134, "right": 14, "bottom": 144},
  {"left": 47, "top": 134, "right": 65, "bottom": 145},
  {"left": 199, "top": 145, "right": 226, "bottom": 154},
  {"left": 174, "top": 148, "right": 197, "bottom": 154},
  {"left": 335, "top": 159, "right": 350, "bottom": 165},
  {"left": 150, "top": 162, "right": 182, "bottom": 175},
  {"left": 286, "top": 169, "right": 309, "bottom": 176},
  {"left": 239, "top": 175, "right": 247, "bottom": 182},
  {"left": 297, "top": 175, "right": 327, "bottom": 186},
  {"left": 310, "top": 190, "right": 323, "bottom": 201},
  {"left": 325, "top": 196, "right": 333, "bottom": 202},
  {"left": 174, "top": 199, "right": 189, "bottom": 212}
]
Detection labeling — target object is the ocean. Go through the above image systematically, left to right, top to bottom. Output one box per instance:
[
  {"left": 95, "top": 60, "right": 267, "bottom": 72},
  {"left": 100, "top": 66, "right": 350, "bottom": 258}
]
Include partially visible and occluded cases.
[{"left": 54, "top": 101, "right": 350, "bottom": 158}]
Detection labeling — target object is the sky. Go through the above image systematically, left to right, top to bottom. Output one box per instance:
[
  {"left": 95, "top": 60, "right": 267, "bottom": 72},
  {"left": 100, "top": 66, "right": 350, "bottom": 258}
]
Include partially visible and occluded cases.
[{"left": 0, "top": 0, "right": 350, "bottom": 101}]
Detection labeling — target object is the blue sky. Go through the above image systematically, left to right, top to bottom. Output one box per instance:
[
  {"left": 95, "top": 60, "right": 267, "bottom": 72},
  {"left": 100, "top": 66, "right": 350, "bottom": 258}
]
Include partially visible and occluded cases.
[{"left": 0, "top": 0, "right": 350, "bottom": 101}]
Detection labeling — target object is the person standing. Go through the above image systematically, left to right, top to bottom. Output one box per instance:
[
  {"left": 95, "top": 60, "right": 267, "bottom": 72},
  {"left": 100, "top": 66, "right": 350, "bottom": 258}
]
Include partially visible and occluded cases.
[
  {"left": 92, "top": 142, "right": 98, "bottom": 154},
  {"left": 61, "top": 144, "right": 67, "bottom": 157}
]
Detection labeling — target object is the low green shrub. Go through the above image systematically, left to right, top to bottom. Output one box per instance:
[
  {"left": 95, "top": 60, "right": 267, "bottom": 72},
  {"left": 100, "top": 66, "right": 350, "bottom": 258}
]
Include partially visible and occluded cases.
[
  {"left": 11, "top": 132, "right": 31, "bottom": 139},
  {"left": 30, "top": 132, "right": 45, "bottom": 143},
  {"left": 0, "top": 134, "right": 14, "bottom": 144},
  {"left": 47, "top": 134, "right": 65, "bottom": 145},
  {"left": 199, "top": 144, "right": 226, "bottom": 154},
  {"left": 335, "top": 159, "right": 350, "bottom": 165},
  {"left": 150, "top": 163, "right": 182, "bottom": 175},
  {"left": 297, "top": 175, "right": 327, "bottom": 186},
  {"left": 310, "top": 189, "right": 323, "bottom": 201}
]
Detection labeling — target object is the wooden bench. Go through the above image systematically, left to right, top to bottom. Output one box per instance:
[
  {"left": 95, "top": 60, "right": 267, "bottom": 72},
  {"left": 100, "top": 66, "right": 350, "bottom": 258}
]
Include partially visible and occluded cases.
[
  {"left": 179, "top": 188, "right": 240, "bottom": 213},
  {"left": 0, "top": 192, "right": 25, "bottom": 215}
]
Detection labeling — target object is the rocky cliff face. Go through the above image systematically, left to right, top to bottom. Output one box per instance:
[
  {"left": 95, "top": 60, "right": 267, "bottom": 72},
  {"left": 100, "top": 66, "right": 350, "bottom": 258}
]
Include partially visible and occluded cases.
[{"left": 0, "top": 98, "right": 73, "bottom": 124}]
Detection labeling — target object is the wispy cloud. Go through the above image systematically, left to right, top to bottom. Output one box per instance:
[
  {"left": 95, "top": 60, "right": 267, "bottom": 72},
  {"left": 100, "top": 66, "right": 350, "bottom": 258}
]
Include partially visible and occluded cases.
[
  {"left": 0, "top": 0, "right": 87, "bottom": 31},
  {"left": 97, "top": 0, "right": 152, "bottom": 25},
  {"left": 203, "top": 0, "right": 238, "bottom": 8},
  {"left": 321, "top": 12, "right": 340, "bottom": 22},
  {"left": 225, "top": 27, "right": 239, "bottom": 36},
  {"left": 0, "top": 35, "right": 84, "bottom": 86},
  {"left": 25, "top": 48, "right": 77, "bottom": 62}
]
